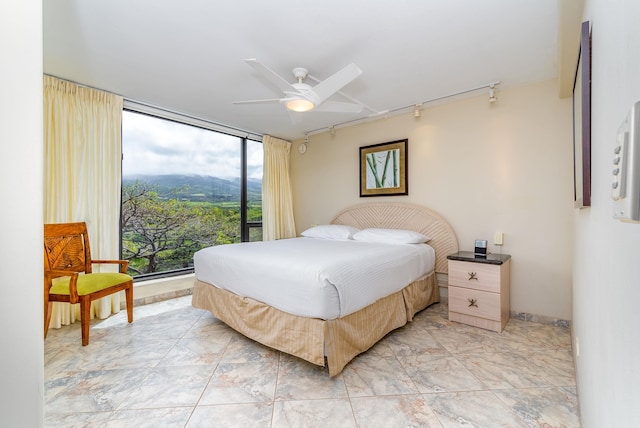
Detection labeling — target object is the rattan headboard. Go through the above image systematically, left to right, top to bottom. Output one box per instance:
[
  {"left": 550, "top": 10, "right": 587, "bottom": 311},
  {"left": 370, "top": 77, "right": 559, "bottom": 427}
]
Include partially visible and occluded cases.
[{"left": 330, "top": 202, "right": 459, "bottom": 274}]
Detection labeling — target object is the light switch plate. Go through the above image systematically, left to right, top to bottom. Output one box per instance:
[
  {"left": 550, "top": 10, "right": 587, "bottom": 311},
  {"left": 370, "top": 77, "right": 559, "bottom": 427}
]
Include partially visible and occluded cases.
[{"left": 493, "top": 232, "right": 504, "bottom": 246}]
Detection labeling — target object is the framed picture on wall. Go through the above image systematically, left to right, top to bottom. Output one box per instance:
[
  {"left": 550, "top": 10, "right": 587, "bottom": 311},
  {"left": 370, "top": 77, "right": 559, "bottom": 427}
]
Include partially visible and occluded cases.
[
  {"left": 573, "top": 20, "right": 592, "bottom": 208},
  {"left": 360, "top": 139, "right": 408, "bottom": 197}
]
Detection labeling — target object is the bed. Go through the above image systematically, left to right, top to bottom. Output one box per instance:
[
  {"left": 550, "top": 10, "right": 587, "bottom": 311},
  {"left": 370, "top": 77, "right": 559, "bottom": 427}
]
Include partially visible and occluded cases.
[{"left": 192, "top": 202, "right": 458, "bottom": 376}]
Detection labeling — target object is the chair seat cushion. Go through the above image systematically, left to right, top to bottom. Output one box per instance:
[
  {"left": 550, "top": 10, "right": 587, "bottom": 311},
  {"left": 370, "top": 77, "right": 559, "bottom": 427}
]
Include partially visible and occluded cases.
[{"left": 50, "top": 272, "right": 132, "bottom": 296}]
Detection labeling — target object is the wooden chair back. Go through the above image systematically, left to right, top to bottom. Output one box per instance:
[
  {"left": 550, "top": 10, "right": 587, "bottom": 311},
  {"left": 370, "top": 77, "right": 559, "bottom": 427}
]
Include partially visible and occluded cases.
[{"left": 44, "top": 222, "right": 93, "bottom": 274}]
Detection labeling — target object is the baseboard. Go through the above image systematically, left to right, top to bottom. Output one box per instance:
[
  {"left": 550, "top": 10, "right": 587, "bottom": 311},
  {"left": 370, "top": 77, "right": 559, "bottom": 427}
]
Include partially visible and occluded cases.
[
  {"left": 121, "top": 274, "right": 195, "bottom": 308},
  {"left": 128, "top": 278, "right": 571, "bottom": 329},
  {"left": 509, "top": 310, "right": 570, "bottom": 328}
]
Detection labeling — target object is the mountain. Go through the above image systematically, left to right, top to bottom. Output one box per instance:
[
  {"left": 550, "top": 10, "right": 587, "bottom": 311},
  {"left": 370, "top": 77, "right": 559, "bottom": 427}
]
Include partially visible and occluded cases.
[{"left": 123, "top": 174, "right": 262, "bottom": 203}]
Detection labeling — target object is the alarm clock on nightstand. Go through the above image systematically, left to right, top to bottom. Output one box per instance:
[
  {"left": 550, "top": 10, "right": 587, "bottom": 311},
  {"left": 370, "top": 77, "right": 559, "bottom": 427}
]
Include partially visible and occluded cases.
[{"left": 474, "top": 239, "right": 488, "bottom": 257}]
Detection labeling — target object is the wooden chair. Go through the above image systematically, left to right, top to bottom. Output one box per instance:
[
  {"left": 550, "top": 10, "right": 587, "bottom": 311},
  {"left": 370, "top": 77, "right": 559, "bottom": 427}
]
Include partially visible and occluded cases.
[{"left": 44, "top": 222, "right": 133, "bottom": 345}]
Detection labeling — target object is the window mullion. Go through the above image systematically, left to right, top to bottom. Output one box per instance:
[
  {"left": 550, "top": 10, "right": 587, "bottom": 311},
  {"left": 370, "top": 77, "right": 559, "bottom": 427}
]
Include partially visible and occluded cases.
[{"left": 240, "top": 137, "right": 248, "bottom": 242}]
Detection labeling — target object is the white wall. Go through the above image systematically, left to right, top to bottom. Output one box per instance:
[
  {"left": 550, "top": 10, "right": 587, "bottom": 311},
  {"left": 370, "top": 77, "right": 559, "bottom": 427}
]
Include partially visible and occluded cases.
[
  {"left": 0, "top": 0, "right": 44, "bottom": 426},
  {"left": 573, "top": 0, "right": 640, "bottom": 426},
  {"left": 291, "top": 79, "right": 574, "bottom": 321}
]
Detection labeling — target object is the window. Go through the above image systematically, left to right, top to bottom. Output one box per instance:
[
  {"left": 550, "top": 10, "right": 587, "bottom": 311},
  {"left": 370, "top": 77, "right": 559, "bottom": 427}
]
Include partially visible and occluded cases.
[{"left": 121, "top": 109, "right": 262, "bottom": 279}]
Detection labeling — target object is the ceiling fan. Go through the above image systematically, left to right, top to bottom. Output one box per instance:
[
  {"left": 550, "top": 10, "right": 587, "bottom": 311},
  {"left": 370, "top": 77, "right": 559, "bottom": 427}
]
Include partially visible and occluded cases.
[{"left": 233, "top": 58, "right": 364, "bottom": 113}]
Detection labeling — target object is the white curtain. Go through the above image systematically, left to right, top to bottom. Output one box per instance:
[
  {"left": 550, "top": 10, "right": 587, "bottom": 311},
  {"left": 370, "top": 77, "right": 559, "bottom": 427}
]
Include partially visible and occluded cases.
[
  {"left": 43, "top": 75, "right": 124, "bottom": 329},
  {"left": 262, "top": 135, "right": 296, "bottom": 240}
]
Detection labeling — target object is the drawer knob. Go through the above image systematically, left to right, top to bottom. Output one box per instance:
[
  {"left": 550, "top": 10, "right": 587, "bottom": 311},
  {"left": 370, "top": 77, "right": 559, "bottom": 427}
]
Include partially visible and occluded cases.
[
  {"left": 468, "top": 272, "right": 478, "bottom": 281},
  {"left": 468, "top": 298, "right": 478, "bottom": 308}
]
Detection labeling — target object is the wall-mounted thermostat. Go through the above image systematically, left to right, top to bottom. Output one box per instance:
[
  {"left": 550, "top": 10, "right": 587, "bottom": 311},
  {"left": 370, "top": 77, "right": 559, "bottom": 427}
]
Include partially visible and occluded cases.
[{"left": 613, "top": 101, "right": 640, "bottom": 222}]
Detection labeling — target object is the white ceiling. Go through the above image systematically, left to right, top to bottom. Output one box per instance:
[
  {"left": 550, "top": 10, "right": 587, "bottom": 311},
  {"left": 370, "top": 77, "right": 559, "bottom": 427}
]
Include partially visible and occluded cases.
[{"left": 43, "top": 0, "right": 559, "bottom": 141}]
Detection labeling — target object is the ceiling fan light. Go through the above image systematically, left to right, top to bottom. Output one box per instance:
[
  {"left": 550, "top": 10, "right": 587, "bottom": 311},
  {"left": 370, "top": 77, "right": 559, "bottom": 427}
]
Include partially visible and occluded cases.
[{"left": 286, "top": 98, "right": 315, "bottom": 112}]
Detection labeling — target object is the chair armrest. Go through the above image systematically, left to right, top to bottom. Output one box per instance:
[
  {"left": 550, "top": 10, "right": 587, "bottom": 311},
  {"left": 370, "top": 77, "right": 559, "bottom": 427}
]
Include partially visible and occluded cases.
[
  {"left": 92, "top": 259, "right": 130, "bottom": 274},
  {"left": 44, "top": 269, "right": 80, "bottom": 303},
  {"left": 45, "top": 269, "right": 79, "bottom": 280}
]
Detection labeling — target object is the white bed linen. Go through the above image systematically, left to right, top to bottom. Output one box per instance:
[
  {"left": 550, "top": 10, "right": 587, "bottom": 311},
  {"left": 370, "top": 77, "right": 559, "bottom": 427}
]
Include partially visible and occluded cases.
[{"left": 193, "top": 237, "right": 435, "bottom": 319}]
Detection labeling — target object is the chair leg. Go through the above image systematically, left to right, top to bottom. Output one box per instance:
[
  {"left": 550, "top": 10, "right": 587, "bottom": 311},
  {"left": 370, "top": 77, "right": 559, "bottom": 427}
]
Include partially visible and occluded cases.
[
  {"left": 125, "top": 284, "right": 133, "bottom": 323},
  {"left": 80, "top": 297, "right": 91, "bottom": 346},
  {"left": 44, "top": 301, "right": 52, "bottom": 339}
]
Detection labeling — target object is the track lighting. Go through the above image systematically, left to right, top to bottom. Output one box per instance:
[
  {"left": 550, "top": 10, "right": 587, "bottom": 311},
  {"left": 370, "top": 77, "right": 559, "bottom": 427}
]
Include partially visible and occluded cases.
[
  {"left": 304, "top": 81, "right": 501, "bottom": 137},
  {"left": 489, "top": 85, "right": 497, "bottom": 103},
  {"left": 413, "top": 104, "right": 422, "bottom": 117},
  {"left": 298, "top": 134, "right": 309, "bottom": 154}
]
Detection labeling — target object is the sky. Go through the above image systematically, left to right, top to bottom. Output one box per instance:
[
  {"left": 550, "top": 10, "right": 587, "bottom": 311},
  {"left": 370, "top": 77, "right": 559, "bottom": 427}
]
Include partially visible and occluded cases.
[{"left": 122, "top": 110, "right": 263, "bottom": 180}]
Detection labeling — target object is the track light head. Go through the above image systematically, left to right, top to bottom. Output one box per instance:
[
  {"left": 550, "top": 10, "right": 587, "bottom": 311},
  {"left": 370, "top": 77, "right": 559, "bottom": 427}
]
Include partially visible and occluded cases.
[
  {"left": 489, "top": 85, "right": 497, "bottom": 103},
  {"left": 299, "top": 134, "right": 309, "bottom": 154}
]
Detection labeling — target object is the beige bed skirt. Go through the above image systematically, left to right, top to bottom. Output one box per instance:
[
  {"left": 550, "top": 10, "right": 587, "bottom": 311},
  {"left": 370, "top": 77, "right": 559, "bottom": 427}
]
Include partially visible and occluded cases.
[{"left": 192, "top": 272, "right": 439, "bottom": 376}]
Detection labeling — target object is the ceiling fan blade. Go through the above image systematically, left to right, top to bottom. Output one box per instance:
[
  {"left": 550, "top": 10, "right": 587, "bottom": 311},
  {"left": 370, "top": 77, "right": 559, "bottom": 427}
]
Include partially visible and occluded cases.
[
  {"left": 244, "top": 58, "right": 294, "bottom": 93},
  {"left": 306, "top": 63, "right": 362, "bottom": 105},
  {"left": 232, "top": 98, "right": 284, "bottom": 105},
  {"left": 314, "top": 100, "right": 364, "bottom": 113}
]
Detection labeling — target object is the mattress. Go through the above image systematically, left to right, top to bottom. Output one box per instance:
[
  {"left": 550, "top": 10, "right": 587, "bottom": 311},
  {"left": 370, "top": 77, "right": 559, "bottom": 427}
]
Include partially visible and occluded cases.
[{"left": 193, "top": 237, "right": 435, "bottom": 319}]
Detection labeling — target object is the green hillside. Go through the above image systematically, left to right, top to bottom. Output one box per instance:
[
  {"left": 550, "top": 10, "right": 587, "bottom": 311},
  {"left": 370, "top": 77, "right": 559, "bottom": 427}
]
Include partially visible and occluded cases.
[{"left": 123, "top": 174, "right": 262, "bottom": 203}]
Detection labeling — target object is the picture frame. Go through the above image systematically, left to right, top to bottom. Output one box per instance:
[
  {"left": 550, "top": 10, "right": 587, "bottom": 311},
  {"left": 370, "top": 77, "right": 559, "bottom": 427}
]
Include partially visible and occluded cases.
[
  {"left": 573, "top": 21, "right": 591, "bottom": 208},
  {"left": 360, "top": 139, "right": 408, "bottom": 197}
]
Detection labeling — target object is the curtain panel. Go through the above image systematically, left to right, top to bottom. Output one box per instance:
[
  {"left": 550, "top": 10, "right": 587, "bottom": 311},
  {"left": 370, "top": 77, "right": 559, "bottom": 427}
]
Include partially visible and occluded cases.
[
  {"left": 43, "top": 75, "right": 124, "bottom": 328},
  {"left": 262, "top": 135, "right": 296, "bottom": 240}
]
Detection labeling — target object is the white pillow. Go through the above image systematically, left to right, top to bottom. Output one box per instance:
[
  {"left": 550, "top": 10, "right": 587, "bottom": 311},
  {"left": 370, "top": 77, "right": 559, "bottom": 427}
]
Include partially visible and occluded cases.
[
  {"left": 301, "top": 224, "right": 360, "bottom": 240},
  {"left": 352, "top": 228, "right": 430, "bottom": 244}
]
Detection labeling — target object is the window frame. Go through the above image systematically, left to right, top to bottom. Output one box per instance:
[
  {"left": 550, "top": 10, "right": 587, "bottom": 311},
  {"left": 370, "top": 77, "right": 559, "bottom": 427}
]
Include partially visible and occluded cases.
[{"left": 121, "top": 104, "right": 262, "bottom": 281}]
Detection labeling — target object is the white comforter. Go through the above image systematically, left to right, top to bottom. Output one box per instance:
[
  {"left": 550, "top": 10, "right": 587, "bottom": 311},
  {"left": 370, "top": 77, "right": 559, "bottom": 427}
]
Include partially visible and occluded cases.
[{"left": 193, "top": 237, "right": 435, "bottom": 319}]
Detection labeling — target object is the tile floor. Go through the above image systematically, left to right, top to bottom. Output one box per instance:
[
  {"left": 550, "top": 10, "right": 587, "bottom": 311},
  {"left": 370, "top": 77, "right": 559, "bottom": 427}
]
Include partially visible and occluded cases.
[{"left": 44, "top": 296, "right": 581, "bottom": 427}]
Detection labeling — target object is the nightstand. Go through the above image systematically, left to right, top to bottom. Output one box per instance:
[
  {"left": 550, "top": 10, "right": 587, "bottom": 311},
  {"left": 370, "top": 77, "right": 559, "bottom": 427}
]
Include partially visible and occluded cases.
[{"left": 447, "top": 251, "right": 511, "bottom": 332}]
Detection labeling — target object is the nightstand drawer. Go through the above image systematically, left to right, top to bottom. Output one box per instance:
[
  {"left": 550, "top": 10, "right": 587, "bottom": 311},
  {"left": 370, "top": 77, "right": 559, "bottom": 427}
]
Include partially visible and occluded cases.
[
  {"left": 448, "top": 260, "right": 501, "bottom": 293},
  {"left": 449, "top": 286, "right": 501, "bottom": 321}
]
